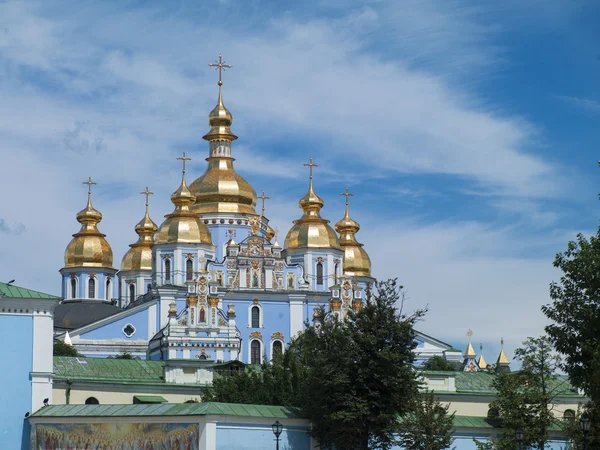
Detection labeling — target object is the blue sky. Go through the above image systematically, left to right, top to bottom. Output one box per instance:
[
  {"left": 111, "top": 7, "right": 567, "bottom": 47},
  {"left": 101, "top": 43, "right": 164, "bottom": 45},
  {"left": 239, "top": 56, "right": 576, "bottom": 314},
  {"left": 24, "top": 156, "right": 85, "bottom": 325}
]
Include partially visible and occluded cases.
[{"left": 0, "top": 0, "right": 599, "bottom": 363}]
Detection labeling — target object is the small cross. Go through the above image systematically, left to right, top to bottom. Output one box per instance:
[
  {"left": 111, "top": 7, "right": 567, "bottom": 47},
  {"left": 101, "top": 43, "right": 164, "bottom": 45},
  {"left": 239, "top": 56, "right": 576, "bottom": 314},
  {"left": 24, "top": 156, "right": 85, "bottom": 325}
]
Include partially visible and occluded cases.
[
  {"left": 209, "top": 54, "right": 232, "bottom": 87},
  {"left": 176, "top": 152, "right": 192, "bottom": 174},
  {"left": 303, "top": 157, "right": 318, "bottom": 180},
  {"left": 82, "top": 176, "right": 97, "bottom": 194},
  {"left": 140, "top": 186, "right": 154, "bottom": 207},
  {"left": 341, "top": 187, "right": 353, "bottom": 206},
  {"left": 258, "top": 191, "right": 270, "bottom": 216}
]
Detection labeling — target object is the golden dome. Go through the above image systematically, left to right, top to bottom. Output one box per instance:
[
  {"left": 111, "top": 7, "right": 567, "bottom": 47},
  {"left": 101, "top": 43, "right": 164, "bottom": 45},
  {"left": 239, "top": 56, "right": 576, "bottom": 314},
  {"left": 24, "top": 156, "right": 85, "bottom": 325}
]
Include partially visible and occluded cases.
[
  {"left": 189, "top": 85, "right": 257, "bottom": 214},
  {"left": 155, "top": 155, "right": 213, "bottom": 245},
  {"left": 284, "top": 161, "right": 340, "bottom": 250},
  {"left": 64, "top": 181, "right": 114, "bottom": 269},
  {"left": 121, "top": 188, "right": 158, "bottom": 272},
  {"left": 334, "top": 190, "right": 371, "bottom": 277},
  {"left": 266, "top": 225, "right": 275, "bottom": 242}
]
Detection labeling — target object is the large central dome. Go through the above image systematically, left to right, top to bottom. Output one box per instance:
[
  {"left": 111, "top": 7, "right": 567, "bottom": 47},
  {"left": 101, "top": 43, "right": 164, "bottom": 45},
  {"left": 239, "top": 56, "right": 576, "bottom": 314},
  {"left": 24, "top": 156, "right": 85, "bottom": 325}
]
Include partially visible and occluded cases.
[{"left": 189, "top": 85, "right": 257, "bottom": 215}]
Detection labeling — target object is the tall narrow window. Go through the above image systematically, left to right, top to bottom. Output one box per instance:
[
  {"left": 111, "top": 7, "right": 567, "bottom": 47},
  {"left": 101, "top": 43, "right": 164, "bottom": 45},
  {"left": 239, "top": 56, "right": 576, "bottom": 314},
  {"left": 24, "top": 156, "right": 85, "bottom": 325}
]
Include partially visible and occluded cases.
[
  {"left": 165, "top": 259, "right": 171, "bottom": 283},
  {"left": 186, "top": 259, "right": 194, "bottom": 281},
  {"left": 316, "top": 262, "right": 324, "bottom": 285},
  {"left": 334, "top": 263, "right": 339, "bottom": 284},
  {"left": 88, "top": 277, "right": 96, "bottom": 299},
  {"left": 70, "top": 278, "right": 77, "bottom": 299},
  {"left": 105, "top": 279, "right": 111, "bottom": 300},
  {"left": 147, "top": 283, "right": 152, "bottom": 293},
  {"left": 129, "top": 284, "right": 135, "bottom": 302},
  {"left": 251, "top": 306, "right": 260, "bottom": 328},
  {"left": 251, "top": 340, "right": 261, "bottom": 364},
  {"left": 273, "top": 340, "right": 283, "bottom": 356}
]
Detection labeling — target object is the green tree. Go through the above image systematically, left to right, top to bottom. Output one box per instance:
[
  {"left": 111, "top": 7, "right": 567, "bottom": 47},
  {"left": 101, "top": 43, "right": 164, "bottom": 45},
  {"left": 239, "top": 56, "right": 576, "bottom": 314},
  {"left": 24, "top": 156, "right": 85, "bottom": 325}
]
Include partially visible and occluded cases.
[
  {"left": 543, "top": 230, "right": 600, "bottom": 406},
  {"left": 210, "top": 279, "right": 424, "bottom": 450},
  {"left": 478, "top": 336, "right": 563, "bottom": 450},
  {"left": 53, "top": 340, "right": 79, "bottom": 357},
  {"left": 114, "top": 352, "right": 134, "bottom": 359},
  {"left": 422, "top": 355, "right": 459, "bottom": 372},
  {"left": 397, "top": 390, "right": 455, "bottom": 450}
]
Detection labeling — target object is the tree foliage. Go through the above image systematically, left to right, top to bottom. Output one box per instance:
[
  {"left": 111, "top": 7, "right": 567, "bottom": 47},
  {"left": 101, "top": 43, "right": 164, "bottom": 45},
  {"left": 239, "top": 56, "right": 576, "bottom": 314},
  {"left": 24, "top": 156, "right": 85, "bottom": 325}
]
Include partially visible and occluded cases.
[
  {"left": 543, "top": 230, "right": 600, "bottom": 406},
  {"left": 209, "top": 279, "right": 425, "bottom": 450},
  {"left": 477, "top": 336, "right": 562, "bottom": 450},
  {"left": 53, "top": 340, "right": 79, "bottom": 357},
  {"left": 422, "top": 355, "right": 459, "bottom": 372},
  {"left": 397, "top": 390, "right": 455, "bottom": 450}
]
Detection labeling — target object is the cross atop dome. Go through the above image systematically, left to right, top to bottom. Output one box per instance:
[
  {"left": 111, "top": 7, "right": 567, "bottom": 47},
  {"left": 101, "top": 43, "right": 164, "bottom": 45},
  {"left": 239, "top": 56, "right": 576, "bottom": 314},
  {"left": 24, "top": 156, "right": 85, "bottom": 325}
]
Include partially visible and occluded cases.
[{"left": 209, "top": 54, "right": 232, "bottom": 87}]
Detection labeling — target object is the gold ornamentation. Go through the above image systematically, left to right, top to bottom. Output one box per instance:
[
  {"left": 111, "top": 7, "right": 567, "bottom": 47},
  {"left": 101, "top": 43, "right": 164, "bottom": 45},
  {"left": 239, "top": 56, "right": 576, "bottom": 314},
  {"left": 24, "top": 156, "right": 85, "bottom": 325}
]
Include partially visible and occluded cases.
[
  {"left": 284, "top": 158, "right": 340, "bottom": 250},
  {"left": 64, "top": 177, "right": 115, "bottom": 269},
  {"left": 334, "top": 188, "right": 371, "bottom": 277},
  {"left": 258, "top": 191, "right": 270, "bottom": 217},
  {"left": 249, "top": 216, "right": 260, "bottom": 236},
  {"left": 187, "top": 295, "right": 199, "bottom": 307},
  {"left": 208, "top": 297, "right": 219, "bottom": 307},
  {"left": 252, "top": 298, "right": 259, "bottom": 304},
  {"left": 330, "top": 299, "right": 342, "bottom": 311},
  {"left": 351, "top": 300, "right": 363, "bottom": 312},
  {"left": 218, "top": 316, "right": 227, "bottom": 327},
  {"left": 250, "top": 331, "right": 263, "bottom": 339},
  {"left": 271, "top": 332, "right": 284, "bottom": 340}
]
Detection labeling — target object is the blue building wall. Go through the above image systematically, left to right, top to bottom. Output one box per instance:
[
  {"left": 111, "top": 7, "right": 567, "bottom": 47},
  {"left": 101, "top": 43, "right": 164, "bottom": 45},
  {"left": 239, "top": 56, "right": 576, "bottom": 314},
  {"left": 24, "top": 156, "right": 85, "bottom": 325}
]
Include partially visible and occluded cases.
[
  {"left": 62, "top": 271, "right": 115, "bottom": 300},
  {"left": 80, "top": 308, "right": 149, "bottom": 341},
  {"left": 0, "top": 315, "right": 33, "bottom": 450},
  {"left": 216, "top": 423, "right": 311, "bottom": 450}
]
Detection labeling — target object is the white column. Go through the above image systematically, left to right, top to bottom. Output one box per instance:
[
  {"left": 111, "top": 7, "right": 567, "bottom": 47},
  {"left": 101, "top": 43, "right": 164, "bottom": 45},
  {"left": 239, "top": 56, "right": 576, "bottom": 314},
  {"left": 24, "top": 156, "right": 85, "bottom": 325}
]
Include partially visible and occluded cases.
[
  {"left": 174, "top": 248, "right": 183, "bottom": 285},
  {"left": 326, "top": 254, "right": 334, "bottom": 288},
  {"left": 239, "top": 268, "right": 247, "bottom": 288},
  {"left": 265, "top": 269, "right": 273, "bottom": 289},
  {"left": 289, "top": 295, "right": 306, "bottom": 338},
  {"left": 148, "top": 303, "right": 157, "bottom": 339},
  {"left": 31, "top": 311, "right": 54, "bottom": 412},
  {"left": 199, "top": 420, "right": 217, "bottom": 450}
]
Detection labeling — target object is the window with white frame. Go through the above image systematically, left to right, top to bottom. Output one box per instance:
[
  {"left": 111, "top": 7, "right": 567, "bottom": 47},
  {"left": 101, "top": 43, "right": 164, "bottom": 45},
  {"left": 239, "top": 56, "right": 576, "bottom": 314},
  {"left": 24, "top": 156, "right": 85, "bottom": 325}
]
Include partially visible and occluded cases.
[
  {"left": 70, "top": 277, "right": 77, "bottom": 299},
  {"left": 88, "top": 277, "right": 96, "bottom": 299},
  {"left": 250, "top": 340, "right": 261, "bottom": 364}
]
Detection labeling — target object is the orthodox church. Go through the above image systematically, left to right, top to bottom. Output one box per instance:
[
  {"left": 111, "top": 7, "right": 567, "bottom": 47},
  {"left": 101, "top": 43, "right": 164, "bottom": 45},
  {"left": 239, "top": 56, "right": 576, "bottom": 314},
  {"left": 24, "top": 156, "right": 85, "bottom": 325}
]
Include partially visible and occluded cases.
[{"left": 52, "top": 60, "right": 462, "bottom": 368}]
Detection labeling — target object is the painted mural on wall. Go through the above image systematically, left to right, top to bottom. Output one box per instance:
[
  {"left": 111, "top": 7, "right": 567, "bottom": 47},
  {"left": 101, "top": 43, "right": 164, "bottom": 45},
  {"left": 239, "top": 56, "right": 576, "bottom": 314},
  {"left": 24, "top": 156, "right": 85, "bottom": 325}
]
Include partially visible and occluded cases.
[{"left": 35, "top": 423, "right": 198, "bottom": 450}]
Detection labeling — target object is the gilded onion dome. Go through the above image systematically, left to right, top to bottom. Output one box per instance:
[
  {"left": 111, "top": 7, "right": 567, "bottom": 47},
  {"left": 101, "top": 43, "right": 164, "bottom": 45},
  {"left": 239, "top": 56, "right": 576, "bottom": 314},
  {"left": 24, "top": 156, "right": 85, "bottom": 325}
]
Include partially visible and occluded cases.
[
  {"left": 189, "top": 80, "right": 257, "bottom": 214},
  {"left": 155, "top": 155, "right": 213, "bottom": 245},
  {"left": 284, "top": 159, "right": 340, "bottom": 250},
  {"left": 64, "top": 178, "right": 114, "bottom": 268},
  {"left": 121, "top": 188, "right": 158, "bottom": 271},
  {"left": 334, "top": 189, "right": 371, "bottom": 277}
]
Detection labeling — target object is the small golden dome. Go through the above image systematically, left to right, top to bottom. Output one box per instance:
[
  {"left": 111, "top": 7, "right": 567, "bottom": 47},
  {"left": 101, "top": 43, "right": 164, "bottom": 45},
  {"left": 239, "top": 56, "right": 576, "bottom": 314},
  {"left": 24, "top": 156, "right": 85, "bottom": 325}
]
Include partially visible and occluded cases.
[
  {"left": 189, "top": 85, "right": 257, "bottom": 214},
  {"left": 155, "top": 155, "right": 213, "bottom": 245},
  {"left": 284, "top": 164, "right": 340, "bottom": 250},
  {"left": 64, "top": 183, "right": 114, "bottom": 269},
  {"left": 121, "top": 189, "right": 158, "bottom": 272},
  {"left": 334, "top": 190, "right": 371, "bottom": 277},
  {"left": 266, "top": 225, "right": 275, "bottom": 242},
  {"left": 227, "top": 303, "right": 236, "bottom": 316}
]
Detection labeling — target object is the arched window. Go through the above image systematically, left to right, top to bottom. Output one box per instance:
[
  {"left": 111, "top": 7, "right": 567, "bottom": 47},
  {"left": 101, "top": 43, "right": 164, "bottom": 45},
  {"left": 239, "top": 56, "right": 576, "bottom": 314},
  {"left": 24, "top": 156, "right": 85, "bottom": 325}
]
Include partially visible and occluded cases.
[
  {"left": 164, "top": 259, "right": 171, "bottom": 283},
  {"left": 186, "top": 259, "right": 194, "bottom": 281},
  {"left": 316, "top": 262, "right": 324, "bottom": 285},
  {"left": 88, "top": 277, "right": 95, "bottom": 299},
  {"left": 70, "top": 278, "right": 77, "bottom": 299},
  {"left": 105, "top": 279, "right": 111, "bottom": 300},
  {"left": 129, "top": 284, "right": 135, "bottom": 302},
  {"left": 251, "top": 306, "right": 260, "bottom": 328},
  {"left": 251, "top": 340, "right": 261, "bottom": 364},
  {"left": 273, "top": 340, "right": 283, "bottom": 356},
  {"left": 85, "top": 397, "right": 99, "bottom": 405},
  {"left": 563, "top": 409, "right": 576, "bottom": 422}
]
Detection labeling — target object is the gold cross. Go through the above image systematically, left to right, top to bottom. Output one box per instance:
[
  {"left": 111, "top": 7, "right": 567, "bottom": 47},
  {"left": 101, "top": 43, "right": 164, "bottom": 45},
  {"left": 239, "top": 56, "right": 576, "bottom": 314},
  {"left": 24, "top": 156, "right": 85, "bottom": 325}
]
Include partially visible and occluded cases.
[
  {"left": 209, "top": 54, "right": 232, "bottom": 87},
  {"left": 176, "top": 152, "right": 192, "bottom": 174},
  {"left": 303, "top": 157, "right": 318, "bottom": 180},
  {"left": 82, "top": 176, "right": 97, "bottom": 194},
  {"left": 140, "top": 186, "right": 154, "bottom": 206},
  {"left": 341, "top": 187, "right": 353, "bottom": 206},
  {"left": 258, "top": 191, "right": 270, "bottom": 216}
]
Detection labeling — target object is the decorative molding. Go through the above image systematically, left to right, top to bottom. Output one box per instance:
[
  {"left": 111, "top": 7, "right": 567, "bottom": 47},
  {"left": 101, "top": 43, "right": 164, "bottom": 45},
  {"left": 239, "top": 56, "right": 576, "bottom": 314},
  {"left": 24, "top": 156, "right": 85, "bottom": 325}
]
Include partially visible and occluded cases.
[
  {"left": 207, "top": 297, "right": 219, "bottom": 307},
  {"left": 252, "top": 298, "right": 259, "bottom": 304},
  {"left": 249, "top": 331, "right": 263, "bottom": 339},
  {"left": 271, "top": 332, "right": 284, "bottom": 340}
]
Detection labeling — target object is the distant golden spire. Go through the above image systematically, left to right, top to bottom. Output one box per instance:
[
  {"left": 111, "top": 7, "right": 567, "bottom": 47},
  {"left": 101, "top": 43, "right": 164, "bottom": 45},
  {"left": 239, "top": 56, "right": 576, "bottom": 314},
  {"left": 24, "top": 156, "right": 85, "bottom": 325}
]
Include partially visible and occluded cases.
[
  {"left": 203, "top": 53, "right": 237, "bottom": 142},
  {"left": 121, "top": 186, "right": 158, "bottom": 272},
  {"left": 335, "top": 188, "right": 371, "bottom": 277},
  {"left": 258, "top": 191, "right": 270, "bottom": 217},
  {"left": 497, "top": 337, "right": 510, "bottom": 365},
  {"left": 477, "top": 343, "right": 487, "bottom": 370}
]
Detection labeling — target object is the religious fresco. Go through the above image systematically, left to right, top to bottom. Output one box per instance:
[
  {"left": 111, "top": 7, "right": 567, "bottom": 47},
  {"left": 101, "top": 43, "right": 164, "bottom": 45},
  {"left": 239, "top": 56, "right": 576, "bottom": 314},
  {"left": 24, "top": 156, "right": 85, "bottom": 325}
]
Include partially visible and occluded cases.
[{"left": 35, "top": 422, "right": 198, "bottom": 450}]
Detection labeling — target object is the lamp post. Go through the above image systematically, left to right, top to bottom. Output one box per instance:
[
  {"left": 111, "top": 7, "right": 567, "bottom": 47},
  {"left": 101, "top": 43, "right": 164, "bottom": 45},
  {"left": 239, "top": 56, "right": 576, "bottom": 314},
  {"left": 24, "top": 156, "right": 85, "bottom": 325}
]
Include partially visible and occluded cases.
[
  {"left": 580, "top": 413, "right": 591, "bottom": 450},
  {"left": 272, "top": 420, "right": 283, "bottom": 450},
  {"left": 515, "top": 428, "right": 523, "bottom": 450}
]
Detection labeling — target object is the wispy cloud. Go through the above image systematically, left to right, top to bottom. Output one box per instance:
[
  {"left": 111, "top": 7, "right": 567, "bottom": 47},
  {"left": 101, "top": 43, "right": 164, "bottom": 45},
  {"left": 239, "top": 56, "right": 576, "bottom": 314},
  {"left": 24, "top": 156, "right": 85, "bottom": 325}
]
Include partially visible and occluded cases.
[
  {"left": 557, "top": 95, "right": 600, "bottom": 113},
  {"left": 0, "top": 219, "right": 25, "bottom": 235}
]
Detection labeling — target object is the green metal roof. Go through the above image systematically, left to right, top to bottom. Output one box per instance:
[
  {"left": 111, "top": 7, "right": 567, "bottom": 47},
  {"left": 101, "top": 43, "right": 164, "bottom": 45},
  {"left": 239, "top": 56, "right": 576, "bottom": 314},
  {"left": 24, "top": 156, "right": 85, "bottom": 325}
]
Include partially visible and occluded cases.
[
  {"left": 0, "top": 281, "right": 59, "bottom": 299},
  {"left": 54, "top": 357, "right": 165, "bottom": 384},
  {"left": 422, "top": 370, "right": 582, "bottom": 397},
  {"left": 30, "top": 402, "right": 304, "bottom": 419},
  {"left": 452, "top": 415, "right": 491, "bottom": 428}
]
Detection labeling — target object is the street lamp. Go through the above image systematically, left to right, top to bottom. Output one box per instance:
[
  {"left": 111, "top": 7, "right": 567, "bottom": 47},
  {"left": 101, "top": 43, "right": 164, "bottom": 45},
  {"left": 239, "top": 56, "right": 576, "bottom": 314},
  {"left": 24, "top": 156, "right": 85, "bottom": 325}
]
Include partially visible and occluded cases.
[
  {"left": 580, "top": 413, "right": 591, "bottom": 450},
  {"left": 272, "top": 420, "right": 283, "bottom": 450},
  {"left": 515, "top": 428, "right": 524, "bottom": 450}
]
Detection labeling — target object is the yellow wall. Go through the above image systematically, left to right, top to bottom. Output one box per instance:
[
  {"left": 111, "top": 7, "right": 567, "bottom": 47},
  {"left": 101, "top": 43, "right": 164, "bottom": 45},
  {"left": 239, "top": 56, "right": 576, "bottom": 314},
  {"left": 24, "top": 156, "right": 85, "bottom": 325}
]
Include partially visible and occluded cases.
[{"left": 53, "top": 387, "right": 202, "bottom": 405}]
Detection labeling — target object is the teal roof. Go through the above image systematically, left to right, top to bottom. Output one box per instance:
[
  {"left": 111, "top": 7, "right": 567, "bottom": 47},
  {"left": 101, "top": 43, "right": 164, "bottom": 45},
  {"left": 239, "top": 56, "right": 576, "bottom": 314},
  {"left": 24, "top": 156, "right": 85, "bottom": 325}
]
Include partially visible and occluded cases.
[
  {"left": 0, "top": 281, "right": 59, "bottom": 299},
  {"left": 54, "top": 357, "right": 165, "bottom": 384},
  {"left": 422, "top": 370, "right": 581, "bottom": 397},
  {"left": 30, "top": 402, "right": 304, "bottom": 419}
]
